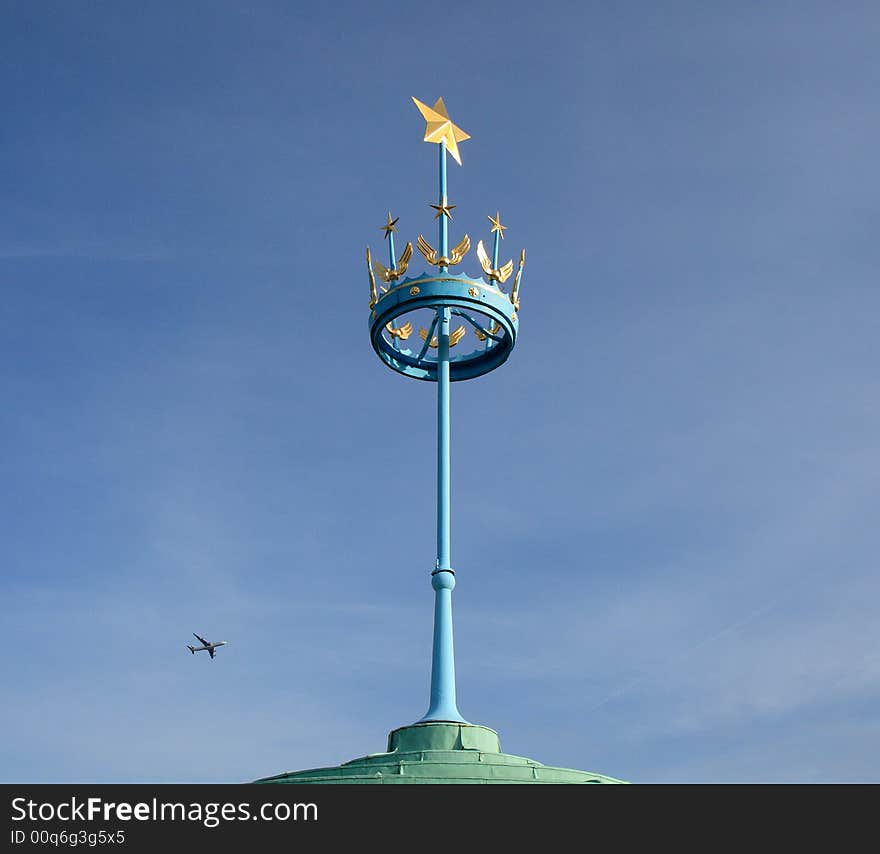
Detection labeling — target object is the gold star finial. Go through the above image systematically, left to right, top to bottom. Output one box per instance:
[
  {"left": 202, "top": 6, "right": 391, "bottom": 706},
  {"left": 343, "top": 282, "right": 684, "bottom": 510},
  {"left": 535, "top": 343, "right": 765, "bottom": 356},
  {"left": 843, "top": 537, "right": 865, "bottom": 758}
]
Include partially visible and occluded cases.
[
  {"left": 412, "top": 96, "right": 471, "bottom": 165},
  {"left": 430, "top": 198, "right": 456, "bottom": 220},
  {"left": 488, "top": 211, "right": 507, "bottom": 238},
  {"left": 381, "top": 212, "right": 399, "bottom": 239}
]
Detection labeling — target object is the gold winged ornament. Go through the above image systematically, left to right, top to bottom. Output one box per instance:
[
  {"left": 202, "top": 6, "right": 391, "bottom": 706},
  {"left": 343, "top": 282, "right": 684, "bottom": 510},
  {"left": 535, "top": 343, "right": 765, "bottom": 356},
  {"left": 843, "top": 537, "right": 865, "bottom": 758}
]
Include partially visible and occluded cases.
[
  {"left": 417, "top": 234, "right": 470, "bottom": 268},
  {"left": 476, "top": 240, "right": 514, "bottom": 285},
  {"left": 374, "top": 242, "right": 413, "bottom": 288},
  {"left": 367, "top": 247, "right": 378, "bottom": 309},
  {"left": 510, "top": 249, "right": 525, "bottom": 312},
  {"left": 385, "top": 320, "right": 413, "bottom": 341},
  {"left": 474, "top": 321, "right": 502, "bottom": 342},
  {"left": 418, "top": 325, "right": 466, "bottom": 348}
]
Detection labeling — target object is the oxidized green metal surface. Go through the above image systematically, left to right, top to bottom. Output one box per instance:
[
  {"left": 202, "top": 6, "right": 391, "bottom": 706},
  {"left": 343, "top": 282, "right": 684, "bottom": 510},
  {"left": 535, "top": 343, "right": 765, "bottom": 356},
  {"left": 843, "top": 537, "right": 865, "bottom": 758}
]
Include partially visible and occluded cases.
[{"left": 254, "top": 722, "right": 627, "bottom": 784}]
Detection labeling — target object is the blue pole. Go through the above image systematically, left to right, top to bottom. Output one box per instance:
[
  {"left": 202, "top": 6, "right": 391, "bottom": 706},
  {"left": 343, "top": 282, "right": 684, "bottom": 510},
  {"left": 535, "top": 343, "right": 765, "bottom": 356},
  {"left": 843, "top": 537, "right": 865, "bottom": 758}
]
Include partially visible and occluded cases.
[
  {"left": 439, "top": 140, "right": 448, "bottom": 272},
  {"left": 486, "top": 225, "right": 501, "bottom": 352},
  {"left": 387, "top": 227, "right": 399, "bottom": 353},
  {"left": 388, "top": 230, "right": 397, "bottom": 270},
  {"left": 420, "top": 305, "right": 465, "bottom": 723},
  {"left": 437, "top": 307, "right": 451, "bottom": 572}
]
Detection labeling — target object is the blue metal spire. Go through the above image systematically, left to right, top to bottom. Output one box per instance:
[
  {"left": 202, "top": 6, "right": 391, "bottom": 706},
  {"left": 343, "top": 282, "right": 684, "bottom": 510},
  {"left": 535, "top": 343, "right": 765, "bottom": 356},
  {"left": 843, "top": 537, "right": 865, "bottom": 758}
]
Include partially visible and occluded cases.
[
  {"left": 367, "top": 97, "right": 524, "bottom": 726},
  {"left": 421, "top": 139, "right": 464, "bottom": 722},
  {"left": 439, "top": 140, "right": 448, "bottom": 269},
  {"left": 388, "top": 225, "right": 397, "bottom": 271}
]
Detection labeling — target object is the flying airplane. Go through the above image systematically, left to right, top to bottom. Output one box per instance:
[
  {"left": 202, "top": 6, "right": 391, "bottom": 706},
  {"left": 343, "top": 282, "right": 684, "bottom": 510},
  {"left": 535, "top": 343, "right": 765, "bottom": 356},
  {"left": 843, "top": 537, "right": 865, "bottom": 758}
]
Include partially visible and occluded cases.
[{"left": 187, "top": 633, "right": 228, "bottom": 659}]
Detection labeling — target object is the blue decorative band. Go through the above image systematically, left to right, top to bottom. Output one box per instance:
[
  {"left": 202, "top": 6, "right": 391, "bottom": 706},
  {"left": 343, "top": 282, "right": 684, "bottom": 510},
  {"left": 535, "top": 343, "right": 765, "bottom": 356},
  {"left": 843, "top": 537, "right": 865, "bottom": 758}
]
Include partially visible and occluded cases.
[{"left": 369, "top": 272, "right": 518, "bottom": 382}]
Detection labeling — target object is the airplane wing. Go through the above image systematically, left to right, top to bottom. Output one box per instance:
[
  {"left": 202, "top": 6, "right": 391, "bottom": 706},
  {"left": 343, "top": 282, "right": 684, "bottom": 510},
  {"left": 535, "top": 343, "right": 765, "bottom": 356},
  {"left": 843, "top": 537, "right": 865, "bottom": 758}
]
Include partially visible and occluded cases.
[
  {"left": 193, "top": 633, "right": 209, "bottom": 646},
  {"left": 208, "top": 647, "right": 215, "bottom": 660}
]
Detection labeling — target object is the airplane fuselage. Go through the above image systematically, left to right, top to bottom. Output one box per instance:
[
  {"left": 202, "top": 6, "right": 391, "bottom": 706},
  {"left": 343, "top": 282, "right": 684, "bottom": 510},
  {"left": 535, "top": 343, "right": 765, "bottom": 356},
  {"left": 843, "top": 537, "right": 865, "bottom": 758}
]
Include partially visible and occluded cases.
[
  {"left": 187, "top": 635, "right": 228, "bottom": 658},
  {"left": 191, "top": 642, "right": 227, "bottom": 652}
]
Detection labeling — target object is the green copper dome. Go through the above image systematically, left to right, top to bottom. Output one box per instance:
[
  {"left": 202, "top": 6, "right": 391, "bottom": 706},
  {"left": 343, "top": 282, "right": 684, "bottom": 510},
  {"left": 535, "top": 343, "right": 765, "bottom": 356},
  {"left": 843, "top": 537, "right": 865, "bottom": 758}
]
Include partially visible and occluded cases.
[{"left": 254, "top": 722, "right": 626, "bottom": 784}]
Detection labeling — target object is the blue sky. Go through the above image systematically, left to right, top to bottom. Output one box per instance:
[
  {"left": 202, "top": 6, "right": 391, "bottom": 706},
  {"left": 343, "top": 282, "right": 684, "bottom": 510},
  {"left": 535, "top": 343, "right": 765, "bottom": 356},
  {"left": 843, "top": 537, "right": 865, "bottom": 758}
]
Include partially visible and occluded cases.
[{"left": 2, "top": 1, "right": 878, "bottom": 783}]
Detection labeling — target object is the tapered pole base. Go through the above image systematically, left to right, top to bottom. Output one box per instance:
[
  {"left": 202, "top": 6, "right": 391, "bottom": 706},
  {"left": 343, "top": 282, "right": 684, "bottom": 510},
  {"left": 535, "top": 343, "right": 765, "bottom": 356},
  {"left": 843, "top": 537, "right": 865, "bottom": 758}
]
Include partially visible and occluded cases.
[{"left": 418, "top": 569, "right": 467, "bottom": 723}]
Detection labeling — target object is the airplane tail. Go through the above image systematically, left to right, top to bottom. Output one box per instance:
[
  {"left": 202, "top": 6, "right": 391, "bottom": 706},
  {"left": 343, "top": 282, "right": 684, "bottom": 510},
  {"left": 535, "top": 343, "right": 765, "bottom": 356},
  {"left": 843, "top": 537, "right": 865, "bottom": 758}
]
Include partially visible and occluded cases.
[{"left": 187, "top": 645, "right": 195, "bottom": 654}]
